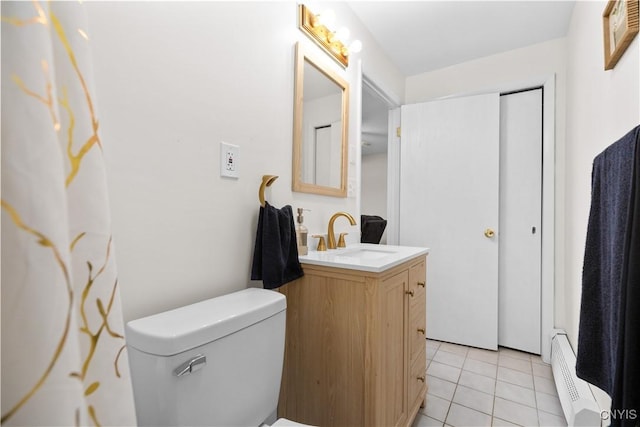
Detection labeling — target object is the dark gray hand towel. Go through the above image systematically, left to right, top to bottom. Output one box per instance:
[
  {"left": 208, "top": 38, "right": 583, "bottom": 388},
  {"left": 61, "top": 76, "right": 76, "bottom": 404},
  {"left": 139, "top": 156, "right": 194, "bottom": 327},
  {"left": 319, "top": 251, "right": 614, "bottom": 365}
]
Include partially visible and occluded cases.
[
  {"left": 251, "top": 202, "right": 304, "bottom": 289},
  {"left": 361, "top": 214, "right": 387, "bottom": 244}
]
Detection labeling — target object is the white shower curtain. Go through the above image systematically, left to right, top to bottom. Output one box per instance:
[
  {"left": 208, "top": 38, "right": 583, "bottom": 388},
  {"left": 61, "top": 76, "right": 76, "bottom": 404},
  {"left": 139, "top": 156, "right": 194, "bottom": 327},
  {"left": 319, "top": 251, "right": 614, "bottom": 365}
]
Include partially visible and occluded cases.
[{"left": 1, "top": 2, "right": 137, "bottom": 425}]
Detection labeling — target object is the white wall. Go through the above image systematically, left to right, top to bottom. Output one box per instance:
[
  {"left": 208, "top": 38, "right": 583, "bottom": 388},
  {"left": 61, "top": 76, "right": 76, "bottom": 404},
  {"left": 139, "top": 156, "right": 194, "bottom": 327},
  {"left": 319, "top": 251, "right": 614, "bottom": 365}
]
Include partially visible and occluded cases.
[
  {"left": 564, "top": 0, "right": 639, "bottom": 353},
  {"left": 322, "top": 1, "right": 406, "bottom": 104},
  {"left": 563, "top": 1, "right": 639, "bottom": 410},
  {"left": 85, "top": 2, "right": 403, "bottom": 321},
  {"left": 404, "top": 4, "right": 639, "bottom": 409},
  {"left": 404, "top": 37, "right": 568, "bottom": 337},
  {"left": 405, "top": 38, "right": 567, "bottom": 104},
  {"left": 361, "top": 152, "right": 388, "bottom": 243},
  {"left": 361, "top": 153, "right": 388, "bottom": 217}
]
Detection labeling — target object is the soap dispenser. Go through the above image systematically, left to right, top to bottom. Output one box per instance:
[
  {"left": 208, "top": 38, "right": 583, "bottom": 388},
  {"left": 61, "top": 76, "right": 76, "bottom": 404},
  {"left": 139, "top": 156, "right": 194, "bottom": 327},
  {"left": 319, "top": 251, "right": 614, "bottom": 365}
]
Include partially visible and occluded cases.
[{"left": 296, "top": 208, "right": 309, "bottom": 256}]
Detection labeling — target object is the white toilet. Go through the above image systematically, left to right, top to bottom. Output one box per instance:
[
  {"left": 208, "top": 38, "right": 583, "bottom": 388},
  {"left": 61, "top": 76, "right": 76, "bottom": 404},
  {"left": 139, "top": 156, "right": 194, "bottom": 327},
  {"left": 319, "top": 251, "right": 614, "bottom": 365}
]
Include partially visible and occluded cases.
[{"left": 126, "top": 288, "right": 311, "bottom": 427}]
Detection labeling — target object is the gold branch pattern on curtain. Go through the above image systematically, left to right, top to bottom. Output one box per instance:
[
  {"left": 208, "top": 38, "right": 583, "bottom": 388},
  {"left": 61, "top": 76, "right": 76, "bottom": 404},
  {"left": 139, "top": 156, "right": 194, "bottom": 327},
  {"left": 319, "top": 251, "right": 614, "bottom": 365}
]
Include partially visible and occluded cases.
[{"left": 1, "top": 2, "right": 136, "bottom": 425}]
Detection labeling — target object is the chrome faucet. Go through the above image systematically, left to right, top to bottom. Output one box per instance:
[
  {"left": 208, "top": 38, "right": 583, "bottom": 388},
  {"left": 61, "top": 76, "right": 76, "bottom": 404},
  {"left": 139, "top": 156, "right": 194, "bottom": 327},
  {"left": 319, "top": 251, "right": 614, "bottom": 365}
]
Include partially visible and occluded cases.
[{"left": 327, "top": 212, "right": 357, "bottom": 249}]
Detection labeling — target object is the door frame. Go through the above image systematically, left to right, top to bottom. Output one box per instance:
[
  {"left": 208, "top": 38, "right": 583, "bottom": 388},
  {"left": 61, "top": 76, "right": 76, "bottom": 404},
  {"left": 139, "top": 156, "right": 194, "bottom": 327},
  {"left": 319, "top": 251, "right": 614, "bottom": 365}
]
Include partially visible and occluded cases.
[
  {"left": 359, "top": 70, "right": 401, "bottom": 246},
  {"left": 387, "top": 75, "right": 556, "bottom": 363}
]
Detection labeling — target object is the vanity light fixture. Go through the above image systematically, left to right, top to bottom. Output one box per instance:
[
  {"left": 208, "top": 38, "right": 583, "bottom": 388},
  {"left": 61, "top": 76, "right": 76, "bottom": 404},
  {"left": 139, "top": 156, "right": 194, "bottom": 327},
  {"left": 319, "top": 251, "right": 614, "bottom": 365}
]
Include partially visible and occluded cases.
[{"left": 298, "top": 4, "right": 362, "bottom": 68}]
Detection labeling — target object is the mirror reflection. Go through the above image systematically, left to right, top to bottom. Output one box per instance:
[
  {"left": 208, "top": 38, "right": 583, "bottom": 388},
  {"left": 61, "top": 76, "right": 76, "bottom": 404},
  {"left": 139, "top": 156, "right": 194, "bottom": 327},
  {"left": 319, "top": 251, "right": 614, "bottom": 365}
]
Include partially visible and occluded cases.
[{"left": 293, "top": 43, "right": 349, "bottom": 197}]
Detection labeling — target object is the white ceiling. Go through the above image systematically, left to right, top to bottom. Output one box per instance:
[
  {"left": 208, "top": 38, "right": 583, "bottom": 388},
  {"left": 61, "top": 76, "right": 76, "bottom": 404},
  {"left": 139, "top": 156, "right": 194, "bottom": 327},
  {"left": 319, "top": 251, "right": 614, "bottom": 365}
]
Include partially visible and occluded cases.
[
  {"left": 347, "top": 1, "right": 576, "bottom": 76},
  {"left": 351, "top": 1, "right": 576, "bottom": 155}
]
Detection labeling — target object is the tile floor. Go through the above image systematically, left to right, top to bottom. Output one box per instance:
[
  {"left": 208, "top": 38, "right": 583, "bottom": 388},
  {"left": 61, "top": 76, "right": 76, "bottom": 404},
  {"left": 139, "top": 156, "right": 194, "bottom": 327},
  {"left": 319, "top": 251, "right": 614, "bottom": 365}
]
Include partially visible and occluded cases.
[{"left": 412, "top": 340, "right": 568, "bottom": 427}]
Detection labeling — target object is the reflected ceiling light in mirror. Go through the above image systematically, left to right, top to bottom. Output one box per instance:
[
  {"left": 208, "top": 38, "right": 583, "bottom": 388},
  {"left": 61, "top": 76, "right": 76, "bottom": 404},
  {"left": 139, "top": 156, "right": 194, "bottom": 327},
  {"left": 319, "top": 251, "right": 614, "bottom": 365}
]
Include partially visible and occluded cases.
[{"left": 298, "top": 4, "right": 362, "bottom": 68}]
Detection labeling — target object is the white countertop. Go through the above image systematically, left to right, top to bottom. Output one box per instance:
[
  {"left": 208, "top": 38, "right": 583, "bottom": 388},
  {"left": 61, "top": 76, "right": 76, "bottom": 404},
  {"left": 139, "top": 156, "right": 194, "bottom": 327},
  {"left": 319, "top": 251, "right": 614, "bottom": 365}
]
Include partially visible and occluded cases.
[{"left": 298, "top": 243, "right": 429, "bottom": 273}]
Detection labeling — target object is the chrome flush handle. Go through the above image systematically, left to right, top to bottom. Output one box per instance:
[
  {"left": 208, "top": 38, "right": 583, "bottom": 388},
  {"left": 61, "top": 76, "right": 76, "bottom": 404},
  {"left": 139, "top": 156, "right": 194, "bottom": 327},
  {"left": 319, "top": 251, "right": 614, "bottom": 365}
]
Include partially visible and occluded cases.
[{"left": 174, "top": 354, "right": 207, "bottom": 377}]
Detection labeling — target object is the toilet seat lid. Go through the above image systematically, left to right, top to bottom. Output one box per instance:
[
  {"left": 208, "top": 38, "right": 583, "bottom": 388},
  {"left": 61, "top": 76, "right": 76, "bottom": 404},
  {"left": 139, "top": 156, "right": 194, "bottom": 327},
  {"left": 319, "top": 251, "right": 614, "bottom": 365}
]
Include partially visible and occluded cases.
[{"left": 126, "top": 288, "right": 285, "bottom": 356}]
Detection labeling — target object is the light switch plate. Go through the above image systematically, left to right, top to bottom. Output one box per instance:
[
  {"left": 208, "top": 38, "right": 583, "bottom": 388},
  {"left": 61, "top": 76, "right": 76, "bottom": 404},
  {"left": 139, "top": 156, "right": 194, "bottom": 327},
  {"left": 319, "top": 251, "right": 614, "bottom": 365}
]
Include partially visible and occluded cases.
[{"left": 220, "top": 142, "right": 239, "bottom": 178}]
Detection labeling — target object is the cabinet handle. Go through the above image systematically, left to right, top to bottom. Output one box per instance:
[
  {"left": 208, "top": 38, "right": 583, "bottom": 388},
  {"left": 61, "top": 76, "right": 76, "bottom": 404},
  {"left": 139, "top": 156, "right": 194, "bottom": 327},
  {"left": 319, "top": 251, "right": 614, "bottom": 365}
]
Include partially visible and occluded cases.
[
  {"left": 417, "top": 281, "right": 425, "bottom": 288},
  {"left": 405, "top": 290, "right": 414, "bottom": 297},
  {"left": 417, "top": 328, "right": 425, "bottom": 334},
  {"left": 417, "top": 376, "right": 425, "bottom": 383}
]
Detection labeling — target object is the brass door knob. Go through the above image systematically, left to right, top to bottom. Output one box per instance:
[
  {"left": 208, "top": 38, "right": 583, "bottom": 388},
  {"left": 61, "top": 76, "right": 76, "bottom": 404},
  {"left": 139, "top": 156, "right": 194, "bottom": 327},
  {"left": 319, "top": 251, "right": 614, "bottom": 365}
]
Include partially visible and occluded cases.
[
  {"left": 484, "top": 228, "right": 495, "bottom": 238},
  {"left": 417, "top": 281, "right": 426, "bottom": 288},
  {"left": 405, "top": 290, "right": 415, "bottom": 297},
  {"left": 417, "top": 328, "right": 426, "bottom": 335},
  {"left": 417, "top": 376, "right": 425, "bottom": 383}
]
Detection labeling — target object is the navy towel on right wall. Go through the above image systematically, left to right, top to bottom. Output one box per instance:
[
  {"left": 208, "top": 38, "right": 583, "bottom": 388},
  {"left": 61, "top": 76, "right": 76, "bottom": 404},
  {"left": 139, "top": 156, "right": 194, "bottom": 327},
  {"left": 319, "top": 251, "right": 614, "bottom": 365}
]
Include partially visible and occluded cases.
[{"left": 576, "top": 125, "right": 640, "bottom": 427}]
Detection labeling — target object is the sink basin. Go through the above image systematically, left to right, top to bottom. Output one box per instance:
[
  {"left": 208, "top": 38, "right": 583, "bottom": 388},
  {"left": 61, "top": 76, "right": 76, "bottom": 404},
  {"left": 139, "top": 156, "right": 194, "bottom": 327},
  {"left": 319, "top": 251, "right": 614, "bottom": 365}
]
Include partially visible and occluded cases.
[
  {"left": 299, "top": 243, "right": 429, "bottom": 273},
  {"left": 336, "top": 247, "right": 399, "bottom": 260}
]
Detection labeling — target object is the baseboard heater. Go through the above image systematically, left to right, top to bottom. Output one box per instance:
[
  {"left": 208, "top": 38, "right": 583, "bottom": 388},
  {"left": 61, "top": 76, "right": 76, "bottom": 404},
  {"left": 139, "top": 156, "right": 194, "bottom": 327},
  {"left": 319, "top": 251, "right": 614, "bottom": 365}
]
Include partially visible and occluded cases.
[{"left": 551, "top": 331, "right": 601, "bottom": 426}]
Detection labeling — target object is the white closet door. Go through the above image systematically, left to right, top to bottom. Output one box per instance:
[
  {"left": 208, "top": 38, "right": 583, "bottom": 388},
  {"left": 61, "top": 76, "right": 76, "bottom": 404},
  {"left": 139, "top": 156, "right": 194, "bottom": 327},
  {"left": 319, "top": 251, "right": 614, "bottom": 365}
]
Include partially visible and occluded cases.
[
  {"left": 498, "top": 90, "right": 542, "bottom": 354},
  {"left": 400, "top": 93, "right": 500, "bottom": 350}
]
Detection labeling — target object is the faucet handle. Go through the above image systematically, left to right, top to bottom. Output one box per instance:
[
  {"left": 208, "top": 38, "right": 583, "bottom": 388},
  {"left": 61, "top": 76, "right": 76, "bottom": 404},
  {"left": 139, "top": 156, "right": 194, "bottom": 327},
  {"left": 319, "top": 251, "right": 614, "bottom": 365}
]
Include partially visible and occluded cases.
[
  {"left": 337, "top": 232, "right": 348, "bottom": 248},
  {"left": 312, "top": 235, "right": 327, "bottom": 251}
]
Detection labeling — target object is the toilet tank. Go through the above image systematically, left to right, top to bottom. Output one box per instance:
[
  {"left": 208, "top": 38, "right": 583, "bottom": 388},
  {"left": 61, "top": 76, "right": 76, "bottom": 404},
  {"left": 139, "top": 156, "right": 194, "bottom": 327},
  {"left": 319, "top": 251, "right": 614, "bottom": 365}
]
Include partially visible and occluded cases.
[{"left": 126, "top": 288, "right": 286, "bottom": 427}]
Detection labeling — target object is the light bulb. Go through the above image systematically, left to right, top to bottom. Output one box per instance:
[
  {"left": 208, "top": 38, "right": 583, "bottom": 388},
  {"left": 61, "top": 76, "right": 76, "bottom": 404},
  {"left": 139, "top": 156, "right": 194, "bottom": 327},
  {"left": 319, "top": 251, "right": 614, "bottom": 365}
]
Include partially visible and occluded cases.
[
  {"left": 318, "top": 9, "right": 336, "bottom": 27},
  {"left": 334, "top": 27, "right": 350, "bottom": 42},
  {"left": 349, "top": 40, "right": 363, "bottom": 53}
]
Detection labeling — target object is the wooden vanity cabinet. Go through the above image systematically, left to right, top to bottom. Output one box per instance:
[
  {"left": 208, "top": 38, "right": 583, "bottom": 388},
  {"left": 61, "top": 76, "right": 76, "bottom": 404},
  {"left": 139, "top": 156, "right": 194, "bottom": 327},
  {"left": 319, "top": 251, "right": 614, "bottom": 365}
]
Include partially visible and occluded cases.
[{"left": 278, "top": 254, "right": 427, "bottom": 427}]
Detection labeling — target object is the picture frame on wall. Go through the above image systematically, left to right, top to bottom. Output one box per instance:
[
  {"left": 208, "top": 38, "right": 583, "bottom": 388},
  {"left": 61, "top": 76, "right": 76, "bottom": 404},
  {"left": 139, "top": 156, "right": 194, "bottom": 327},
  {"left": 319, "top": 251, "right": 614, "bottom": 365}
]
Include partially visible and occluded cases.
[{"left": 603, "top": 0, "right": 639, "bottom": 70}]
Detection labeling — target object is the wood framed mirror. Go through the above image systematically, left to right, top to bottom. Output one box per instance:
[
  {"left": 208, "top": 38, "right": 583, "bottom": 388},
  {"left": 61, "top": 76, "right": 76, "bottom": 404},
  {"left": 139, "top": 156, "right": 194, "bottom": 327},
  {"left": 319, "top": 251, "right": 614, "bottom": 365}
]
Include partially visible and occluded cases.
[{"left": 292, "top": 42, "right": 349, "bottom": 197}]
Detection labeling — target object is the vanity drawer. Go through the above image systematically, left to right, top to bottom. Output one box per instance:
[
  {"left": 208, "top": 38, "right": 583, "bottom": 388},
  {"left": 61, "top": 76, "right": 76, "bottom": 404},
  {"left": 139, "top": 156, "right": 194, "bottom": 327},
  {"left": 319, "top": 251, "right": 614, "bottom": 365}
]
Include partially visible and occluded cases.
[
  {"left": 409, "top": 259, "right": 426, "bottom": 309},
  {"left": 410, "top": 298, "right": 427, "bottom": 363},
  {"left": 409, "top": 348, "right": 427, "bottom": 408}
]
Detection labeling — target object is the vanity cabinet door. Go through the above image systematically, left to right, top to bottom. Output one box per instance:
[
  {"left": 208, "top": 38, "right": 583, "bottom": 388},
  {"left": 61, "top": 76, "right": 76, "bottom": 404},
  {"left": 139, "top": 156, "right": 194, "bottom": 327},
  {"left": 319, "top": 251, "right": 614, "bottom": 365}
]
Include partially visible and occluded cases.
[{"left": 378, "top": 270, "right": 409, "bottom": 427}]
